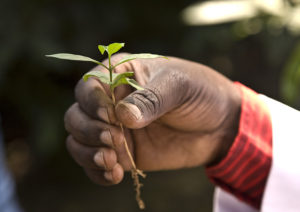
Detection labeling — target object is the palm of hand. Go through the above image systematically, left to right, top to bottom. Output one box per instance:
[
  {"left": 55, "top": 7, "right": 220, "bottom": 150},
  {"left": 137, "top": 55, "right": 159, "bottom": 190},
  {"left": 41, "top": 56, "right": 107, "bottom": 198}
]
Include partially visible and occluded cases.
[{"left": 127, "top": 122, "right": 215, "bottom": 171}]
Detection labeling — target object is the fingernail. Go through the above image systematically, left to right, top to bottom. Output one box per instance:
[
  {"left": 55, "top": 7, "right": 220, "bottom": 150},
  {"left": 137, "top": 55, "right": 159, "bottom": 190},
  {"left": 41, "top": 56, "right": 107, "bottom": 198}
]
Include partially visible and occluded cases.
[
  {"left": 122, "top": 103, "right": 142, "bottom": 121},
  {"left": 97, "top": 108, "right": 110, "bottom": 123},
  {"left": 100, "top": 131, "right": 113, "bottom": 147},
  {"left": 94, "top": 152, "right": 105, "bottom": 168},
  {"left": 104, "top": 171, "right": 113, "bottom": 181}
]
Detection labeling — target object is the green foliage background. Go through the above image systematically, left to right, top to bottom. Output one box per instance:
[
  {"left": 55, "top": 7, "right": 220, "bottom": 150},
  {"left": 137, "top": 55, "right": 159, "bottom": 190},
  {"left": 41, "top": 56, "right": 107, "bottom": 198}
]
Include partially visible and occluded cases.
[{"left": 1, "top": 0, "right": 299, "bottom": 211}]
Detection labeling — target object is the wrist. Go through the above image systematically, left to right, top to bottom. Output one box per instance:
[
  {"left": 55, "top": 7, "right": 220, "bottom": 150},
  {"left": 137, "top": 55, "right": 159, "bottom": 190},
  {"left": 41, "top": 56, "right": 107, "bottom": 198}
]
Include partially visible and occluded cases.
[
  {"left": 207, "top": 82, "right": 241, "bottom": 166},
  {"left": 205, "top": 83, "right": 272, "bottom": 209}
]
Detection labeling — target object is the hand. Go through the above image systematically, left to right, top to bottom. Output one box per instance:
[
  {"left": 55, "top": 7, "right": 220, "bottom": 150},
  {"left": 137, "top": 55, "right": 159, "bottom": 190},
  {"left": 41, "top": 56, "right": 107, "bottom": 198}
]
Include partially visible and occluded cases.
[{"left": 64, "top": 54, "right": 241, "bottom": 185}]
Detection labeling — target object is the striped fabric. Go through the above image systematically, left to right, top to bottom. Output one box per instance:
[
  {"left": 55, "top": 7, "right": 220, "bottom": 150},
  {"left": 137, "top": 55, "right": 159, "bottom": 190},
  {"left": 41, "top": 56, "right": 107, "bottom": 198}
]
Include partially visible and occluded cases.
[{"left": 206, "top": 83, "right": 272, "bottom": 209}]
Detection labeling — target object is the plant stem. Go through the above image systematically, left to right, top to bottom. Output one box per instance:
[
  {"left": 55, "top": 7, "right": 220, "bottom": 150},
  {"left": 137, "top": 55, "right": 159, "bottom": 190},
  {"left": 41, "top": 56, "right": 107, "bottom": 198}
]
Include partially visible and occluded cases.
[
  {"left": 108, "top": 55, "right": 113, "bottom": 83},
  {"left": 110, "top": 86, "right": 146, "bottom": 210},
  {"left": 120, "top": 122, "right": 146, "bottom": 210},
  {"left": 119, "top": 124, "right": 136, "bottom": 169}
]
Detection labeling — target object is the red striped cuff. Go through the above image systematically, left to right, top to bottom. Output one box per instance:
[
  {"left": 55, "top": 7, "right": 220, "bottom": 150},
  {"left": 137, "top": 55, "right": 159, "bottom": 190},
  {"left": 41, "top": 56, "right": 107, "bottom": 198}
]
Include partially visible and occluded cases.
[{"left": 206, "top": 83, "right": 272, "bottom": 209}]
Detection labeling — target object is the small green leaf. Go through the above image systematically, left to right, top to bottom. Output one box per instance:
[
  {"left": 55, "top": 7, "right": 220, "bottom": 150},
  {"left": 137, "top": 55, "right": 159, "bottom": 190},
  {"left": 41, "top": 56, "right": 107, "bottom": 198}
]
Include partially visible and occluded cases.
[
  {"left": 107, "top": 43, "right": 125, "bottom": 56},
  {"left": 107, "top": 43, "right": 125, "bottom": 55},
  {"left": 98, "top": 45, "right": 107, "bottom": 55},
  {"left": 46, "top": 53, "right": 109, "bottom": 70},
  {"left": 46, "top": 53, "right": 101, "bottom": 63},
  {"left": 113, "top": 53, "right": 168, "bottom": 68},
  {"left": 83, "top": 70, "right": 110, "bottom": 84},
  {"left": 111, "top": 72, "right": 134, "bottom": 90},
  {"left": 112, "top": 72, "right": 134, "bottom": 84},
  {"left": 110, "top": 73, "right": 143, "bottom": 90},
  {"left": 111, "top": 77, "right": 128, "bottom": 90},
  {"left": 126, "top": 78, "right": 144, "bottom": 90}
]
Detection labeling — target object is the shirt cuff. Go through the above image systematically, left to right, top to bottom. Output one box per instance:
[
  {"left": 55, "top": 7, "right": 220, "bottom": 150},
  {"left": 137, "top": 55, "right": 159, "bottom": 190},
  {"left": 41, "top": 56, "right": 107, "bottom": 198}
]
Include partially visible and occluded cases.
[{"left": 206, "top": 82, "right": 272, "bottom": 209}]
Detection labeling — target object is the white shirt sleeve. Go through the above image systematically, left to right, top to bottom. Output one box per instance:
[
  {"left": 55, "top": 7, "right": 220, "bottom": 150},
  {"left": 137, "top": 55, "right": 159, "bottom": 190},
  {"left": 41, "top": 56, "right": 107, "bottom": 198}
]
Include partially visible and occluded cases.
[
  {"left": 213, "top": 95, "right": 300, "bottom": 212},
  {"left": 259, "top": 95, "right": 300, "bottom": 212},
  {"left": 213, "top": 187, "right": 258, "bottom": 212}
]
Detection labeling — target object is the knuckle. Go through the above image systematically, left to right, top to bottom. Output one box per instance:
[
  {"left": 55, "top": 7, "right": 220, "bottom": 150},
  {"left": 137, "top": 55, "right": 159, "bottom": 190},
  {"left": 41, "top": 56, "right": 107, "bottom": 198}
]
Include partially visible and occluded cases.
[
  {"left": 159, "top": 70, "right": 190, "bottom": 106},
  {"left": 167, "top": 70, "right": 190, "bottom": 94},
  {"left": 75, "top": 79, "right": 86, "bottom": 103},
  {"left": 63, "top": 104, "right": 76, "bottom": 132},
  {"left": 74, "top": 116, "right": 88, "bottom": 141},
  {"left": 85, "top": 121, "right": 103, "bottom": 145},
  {"left": 65, "top": 135, "right": 73, "bottom": 152},
  {"left": 65, "top": 136, "right": 84, "bottom": 167}
]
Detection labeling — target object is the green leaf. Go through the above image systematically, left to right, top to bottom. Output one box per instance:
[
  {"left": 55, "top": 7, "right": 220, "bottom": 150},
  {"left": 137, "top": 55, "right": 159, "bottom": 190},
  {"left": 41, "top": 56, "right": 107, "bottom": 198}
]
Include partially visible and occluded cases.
[
  {"left": 107, "top": 43, "right": 125, "bottom": 56},
  {"left": 98, "top": 45, "right": 107, "bottom": 55},
  {"left": 46, "top": 53, "right": 100, "bottom": 63},
  {"left": 46, "top": 53, "right": 109, "bottom": 70},
  {"left": 113, "top": 53, "right": 168, "bottom": 68},
  {"left": 82, "top": 70, "right": 110, "bottom": 84},
  {"left": 111, "top": 72, "right": 134, "bottom": 90},
  {"left": 112, "top": 72, "right": 134, "bottom": 84},
  {"left": 110, "top": 73, "right": 143, "bottom": 90},
  {"left": 111, "top": 77, "right": 128, "bottom": 90},
  {"left": 126, "top": 78, "right": 144, "bottom": 90}
]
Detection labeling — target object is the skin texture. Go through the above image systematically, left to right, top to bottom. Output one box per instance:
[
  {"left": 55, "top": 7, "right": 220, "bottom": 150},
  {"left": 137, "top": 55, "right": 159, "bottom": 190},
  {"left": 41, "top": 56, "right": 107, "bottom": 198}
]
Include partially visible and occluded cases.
[{"left": 64, "top": 54, "right": 241, "bottom": 185}]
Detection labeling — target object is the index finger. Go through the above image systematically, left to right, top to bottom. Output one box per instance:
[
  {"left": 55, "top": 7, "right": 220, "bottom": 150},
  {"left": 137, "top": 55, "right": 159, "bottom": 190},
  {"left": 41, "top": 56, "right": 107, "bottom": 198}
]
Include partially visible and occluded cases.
[
  {"left": 75, "top": 53, "right": 137, "bottom": 124},
  {"left": 75, "top": 76, "right": 117, "bottom": 124}
]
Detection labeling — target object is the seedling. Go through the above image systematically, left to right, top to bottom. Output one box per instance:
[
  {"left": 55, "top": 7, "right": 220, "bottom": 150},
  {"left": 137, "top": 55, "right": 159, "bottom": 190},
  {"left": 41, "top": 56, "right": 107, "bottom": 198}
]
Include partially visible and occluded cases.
[{"left": 46, "top": 43, "right": 166, "bottom": 209}]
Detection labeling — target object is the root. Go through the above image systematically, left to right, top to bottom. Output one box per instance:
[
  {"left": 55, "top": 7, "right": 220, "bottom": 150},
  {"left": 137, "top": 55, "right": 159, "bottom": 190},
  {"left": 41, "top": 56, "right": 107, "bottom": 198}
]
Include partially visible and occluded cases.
[
  {"left": 111, "top": 92, "right": 146, "bottom": 209},
  {"left": 120, "top": 123, "right": 146, "bottom": 210},
  {"left": 131, "top": 169, "right": 146, "bottom": 210}
]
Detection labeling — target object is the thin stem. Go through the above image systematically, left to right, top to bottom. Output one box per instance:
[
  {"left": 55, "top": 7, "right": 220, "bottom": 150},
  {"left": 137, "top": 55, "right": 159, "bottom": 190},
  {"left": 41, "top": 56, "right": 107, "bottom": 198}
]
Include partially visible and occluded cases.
[
  {"left": 108, "top": 55, "right": 113, "bottom": 83},
  {"left": 108, "top": 56, "right": 146, "bottom": 209},
  {"left": 95, "top": 61, "right": 110, "bottom": 71},
  {"left": 109, "top": 68, "right": 113, "bottom": 85},
  {"left": 111, "top": 87, "right": 116, "bottom": 104},
  {"left": 110, "top": 89, "right": 146, "bottom": 210},
  {"left": 110, "top": 93, "right": 145, "bottom": 175},
  {"left": 120, "top": 120, "right": 146, "bottom": 210},
  {"left": 120, "top": 124, "right": 136, "bottom": 169}
]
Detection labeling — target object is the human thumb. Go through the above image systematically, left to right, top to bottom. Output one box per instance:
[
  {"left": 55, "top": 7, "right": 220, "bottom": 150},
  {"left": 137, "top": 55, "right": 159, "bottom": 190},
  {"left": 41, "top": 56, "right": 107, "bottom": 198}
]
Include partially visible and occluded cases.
[{"left": 115, "top": 71, "right": 189, "bottom": 129}]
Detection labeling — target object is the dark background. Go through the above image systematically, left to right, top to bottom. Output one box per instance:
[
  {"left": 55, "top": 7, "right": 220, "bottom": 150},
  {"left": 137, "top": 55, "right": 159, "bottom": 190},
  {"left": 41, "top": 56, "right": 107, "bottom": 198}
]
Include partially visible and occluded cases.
[{"left": 1, "top": 0, "right": 300, "bottom": 211}]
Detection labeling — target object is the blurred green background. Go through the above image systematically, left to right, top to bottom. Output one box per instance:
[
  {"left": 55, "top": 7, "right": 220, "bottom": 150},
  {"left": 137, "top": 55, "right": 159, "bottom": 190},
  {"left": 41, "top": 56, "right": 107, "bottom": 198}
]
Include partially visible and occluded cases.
[{"left": 1, "top": 0, "right": 300, "bottom": 211}]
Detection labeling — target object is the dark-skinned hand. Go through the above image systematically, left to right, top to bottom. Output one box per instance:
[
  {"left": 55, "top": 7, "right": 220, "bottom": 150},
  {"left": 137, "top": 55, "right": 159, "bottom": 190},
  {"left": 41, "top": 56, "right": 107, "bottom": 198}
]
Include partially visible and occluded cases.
[{"left": 64, "top": 54, "right": 241, "bottom": 185}]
